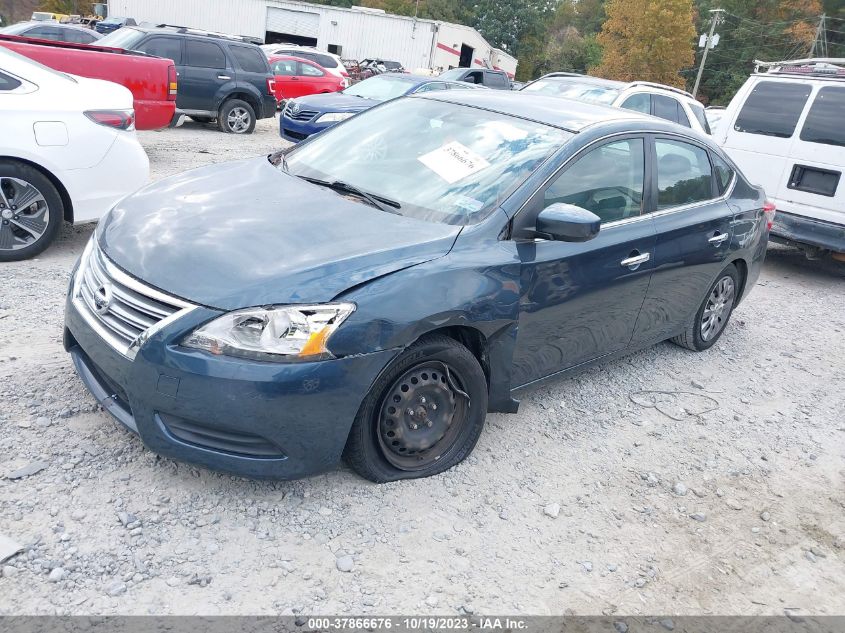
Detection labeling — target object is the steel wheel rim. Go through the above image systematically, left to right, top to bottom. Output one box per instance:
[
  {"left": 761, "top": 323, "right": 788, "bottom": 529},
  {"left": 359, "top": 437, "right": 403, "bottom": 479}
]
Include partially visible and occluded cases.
[
  {"left": 226, "top": 107, "right": 251, "bottom": 133},
  {"left": 0, "top": 177, "right": 49, "bottom": 251},
  {"left": 700, "top": 275, "right": 735, "bottom": 341},
  {"left": 377, "top": 361, "right": 470, "bottom": 471}
]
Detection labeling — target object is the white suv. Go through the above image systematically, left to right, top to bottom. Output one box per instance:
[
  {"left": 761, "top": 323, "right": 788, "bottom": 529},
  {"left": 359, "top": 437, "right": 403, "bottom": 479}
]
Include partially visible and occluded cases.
[
  {"left": 261, "top": 44, "right": 349, "bottom": 87},
  {"left": 715, "top": 59, "right": 844, "bottom": 259},
  {"left": 521, "top": 73, "right": 711, "bottom": 135}
]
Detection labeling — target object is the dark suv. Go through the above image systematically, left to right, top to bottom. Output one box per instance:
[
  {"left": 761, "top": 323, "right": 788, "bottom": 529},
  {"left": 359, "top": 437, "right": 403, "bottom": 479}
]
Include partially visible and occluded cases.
[
  {"left": 97, "top": 25, "right": 276, "bottom": 133},
  {"left": 438, "top": 67, "right": 511, "bottom": 90}
]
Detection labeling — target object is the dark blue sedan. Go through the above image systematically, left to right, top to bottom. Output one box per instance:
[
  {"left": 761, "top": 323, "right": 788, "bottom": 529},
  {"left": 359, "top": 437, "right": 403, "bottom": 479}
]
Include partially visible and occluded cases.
[
  {"left": 280, "top": 73, "right": 479, "bottom": 142},
  {"left": 64, "top": 91, "right": 772, "bottom": 482}
]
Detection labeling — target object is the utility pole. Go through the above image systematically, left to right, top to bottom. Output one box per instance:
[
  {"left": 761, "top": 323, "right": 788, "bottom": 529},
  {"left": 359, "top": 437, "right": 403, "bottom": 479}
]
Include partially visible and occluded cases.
[
  {"left": 693, "top": 8, "right": 724, "bottom": 99},
  {"left": 810, "top": 14, "right": 827, "bottom": 57}
]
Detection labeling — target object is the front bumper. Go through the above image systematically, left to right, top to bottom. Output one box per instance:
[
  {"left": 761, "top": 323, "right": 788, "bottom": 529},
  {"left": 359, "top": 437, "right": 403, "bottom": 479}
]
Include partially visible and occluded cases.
[
  {"left": 279, "top": 116, "right": 330, "bottom": 143},
  {"left": 770, "top": 210, "right": 845, "bottom": 253},
  {"left": 64, "top": 287, "right": 398, "bottom": 479}
]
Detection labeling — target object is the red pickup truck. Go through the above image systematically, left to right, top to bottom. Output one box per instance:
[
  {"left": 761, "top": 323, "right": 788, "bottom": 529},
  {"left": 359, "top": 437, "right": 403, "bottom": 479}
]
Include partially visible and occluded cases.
[{"left": 0, "top": 35, "right": 177, "bottom": 130}]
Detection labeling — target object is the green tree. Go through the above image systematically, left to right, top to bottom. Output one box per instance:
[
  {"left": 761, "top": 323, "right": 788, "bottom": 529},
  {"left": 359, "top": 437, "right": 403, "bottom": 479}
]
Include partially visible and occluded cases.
[{"left": 593, "top": 0, "right": 696, "bottom": 87}]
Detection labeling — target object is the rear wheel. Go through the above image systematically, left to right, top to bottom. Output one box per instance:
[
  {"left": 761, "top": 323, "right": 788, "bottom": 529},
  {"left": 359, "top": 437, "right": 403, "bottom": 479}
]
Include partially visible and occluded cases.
[
  {"left": 218, "top": 99, "right": 256, "bottom": 134},
  {"left": 0, "top": 161, "right": 63, "bottom": 262},
  {"left": 672, "top": 264, "right": 740, "bottom": 351},
  {"left": 343, "top": 335, "right": 488, "bottom": 482}
]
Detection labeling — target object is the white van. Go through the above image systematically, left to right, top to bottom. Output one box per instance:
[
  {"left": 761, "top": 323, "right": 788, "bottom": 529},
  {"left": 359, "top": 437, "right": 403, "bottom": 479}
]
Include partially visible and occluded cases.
[{"left": 716, "top": 59, "right": 845, "bottom": 258}]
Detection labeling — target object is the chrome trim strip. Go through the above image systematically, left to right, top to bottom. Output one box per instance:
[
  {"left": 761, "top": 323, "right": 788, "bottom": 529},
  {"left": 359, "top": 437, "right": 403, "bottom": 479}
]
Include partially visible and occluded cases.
[{"left": 515, "top": 129, "right": 739, "bottom": 232}]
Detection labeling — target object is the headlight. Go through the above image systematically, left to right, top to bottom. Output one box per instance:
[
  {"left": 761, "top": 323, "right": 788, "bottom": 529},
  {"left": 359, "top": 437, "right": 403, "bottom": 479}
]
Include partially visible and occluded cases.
[
  {"left": 317, "top": 112, "right": 354, "bottom": 123},
  {"left": 183, "top": 303, "right": 355, "bottom": 361}
]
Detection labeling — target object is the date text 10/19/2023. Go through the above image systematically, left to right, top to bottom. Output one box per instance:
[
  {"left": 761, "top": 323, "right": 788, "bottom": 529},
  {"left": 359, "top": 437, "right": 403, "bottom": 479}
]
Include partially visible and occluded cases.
[{"left": 305, "top": 617, "right": 528, "bottom": 630}]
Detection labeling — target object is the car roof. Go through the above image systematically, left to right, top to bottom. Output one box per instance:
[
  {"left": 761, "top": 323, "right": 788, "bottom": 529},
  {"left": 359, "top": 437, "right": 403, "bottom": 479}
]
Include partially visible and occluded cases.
[
  {"left": 3, "top": 20, "right": 95, "bottom": 33},
  {"left": 269, "top": 54, "right": 320, "bottom": 65},
  {"left": 535, "top": 73, "right": 627, "bottom": 90},
  {"left": 415, "top": 89, "right": 656, "bottom": 132}
]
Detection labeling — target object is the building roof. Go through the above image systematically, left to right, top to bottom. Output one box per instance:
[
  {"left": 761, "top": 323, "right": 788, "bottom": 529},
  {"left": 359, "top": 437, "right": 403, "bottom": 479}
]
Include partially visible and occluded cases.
[{"left": 415, "top": 89, "right": 652, "bottom": 132}]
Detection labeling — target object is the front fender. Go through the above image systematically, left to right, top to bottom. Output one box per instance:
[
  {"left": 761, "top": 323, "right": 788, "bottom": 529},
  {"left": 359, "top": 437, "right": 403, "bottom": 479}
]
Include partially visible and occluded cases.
[{"left": 331, "top": 231, "right": 523, "bottom": 413}]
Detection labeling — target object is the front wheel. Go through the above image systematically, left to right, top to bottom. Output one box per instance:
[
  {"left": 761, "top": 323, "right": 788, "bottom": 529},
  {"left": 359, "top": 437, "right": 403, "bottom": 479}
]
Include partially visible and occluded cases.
[
  {"left": 218, "top": 99, "right": 256, "bottom": 134},
  {"left": 0, "top": 161, "right": 63, "bottom": 262},
  {"left": 671, "top": 264, "right": 740, "bottom": 351},
  {"left": 343, "top": 335, "right": 488, "bottom": 482}
]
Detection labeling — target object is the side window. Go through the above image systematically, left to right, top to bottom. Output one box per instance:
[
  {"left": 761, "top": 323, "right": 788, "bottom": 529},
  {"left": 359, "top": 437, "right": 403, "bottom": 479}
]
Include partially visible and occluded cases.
[
  {"left": 25, "top": 26, "right": 63, "bottom": 41},
  {"left": 69, "top": 30, "right": 99, "bottom": 44},
  {"left": 137, "top": 37, "right": 182, "bottom": 64},
  {"left": 185, "top": 40, "right": 226, "bottom": 69},
  {"left": 231, "top": 45, "right": 267, "bottom": 73},
  {"left": 272, "top": 60, "right": 297, "bottom": 76},
  {"left": 299, "top": 62, "right": 324, "bottom": 77},
  {"left": 0, "top": 71, "right": 22, "bottom": 91},
  {"left": 465, "top": 71, "right": 483, "bottom": 84},
  {"left": 486, "top": 72, "right": 508, "bottom": 88},
  {"left": 734, "top": 81, "right": 811, "bottom": 138},
  {"left": 415, "top": 82, "right": 447, "bottom": 93},
  {"left": 800, "top": 86, "right": 845, "bottom": 147},
  {"left": 621, "top": 93, "right": 651, "bottom": 114},
  {"left": 653, "top": 94, "right": 682, "bottom": 124},
  {"left": 675, "top": 103, "right": 692, "bottom": 128},
  {"left": 690, "top": 103, "right": 712, "bottom": 134},
  {"left": 544, "top": 138, "right": 645, "bottom": 224},
  {"left": 655, "top": 139, "right": 714, "bottom": 209},
  {"left": 711, "top": 153, "right": 735, "bottom": 195}
]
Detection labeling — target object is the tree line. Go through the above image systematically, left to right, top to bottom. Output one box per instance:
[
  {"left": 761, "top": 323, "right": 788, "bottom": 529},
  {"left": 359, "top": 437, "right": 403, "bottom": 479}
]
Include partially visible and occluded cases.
[{"left": 328, "top": 0, "right": 845, "bottom": 104}]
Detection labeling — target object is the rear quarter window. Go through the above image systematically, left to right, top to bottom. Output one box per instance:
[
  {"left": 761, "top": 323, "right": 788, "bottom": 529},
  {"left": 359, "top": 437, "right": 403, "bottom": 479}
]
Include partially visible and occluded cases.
[
  {"left": 231, "top": 45, "right": 268, "bottom": 73},
  {"left": 0, "top": 71, "right": 22, "bottom": 91},
  {"left": 734, "top": 81, "right": 811, "bottom": 138},
  {"left": 800, "top": 86, "right": 845, "bottom": 147},
  {"left": 690, "top": 103, "right": 712, "bottom": 134}
]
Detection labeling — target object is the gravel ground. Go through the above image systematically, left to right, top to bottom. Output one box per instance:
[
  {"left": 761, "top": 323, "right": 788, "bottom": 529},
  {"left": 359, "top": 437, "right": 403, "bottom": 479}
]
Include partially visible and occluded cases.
[{"left": 1, "top": 120, "right": 844, "bottom": 616}]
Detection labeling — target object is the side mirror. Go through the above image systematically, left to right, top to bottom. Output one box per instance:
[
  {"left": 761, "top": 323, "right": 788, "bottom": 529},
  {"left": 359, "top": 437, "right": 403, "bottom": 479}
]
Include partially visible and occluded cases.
[{"left": 535, "top": 203, "right": 601, "bottom": 242}]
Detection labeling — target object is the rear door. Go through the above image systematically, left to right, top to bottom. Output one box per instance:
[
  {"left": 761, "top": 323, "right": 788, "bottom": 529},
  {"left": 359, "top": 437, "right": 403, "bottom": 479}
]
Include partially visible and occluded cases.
[
  {"left": 181, "top": 39, "right": 231, "bottom": 112},
  {"left": 230, "top": 44, "right": 270, "bottom": 103},
  {"left": 270, "top": 58, "right": 299, "bottom": 100},
  {"left": 298, "top": 60, "right": 330, "bottom": 95},
  {"left": 720, "top": 79, "right": 812, "bottom": 206},
  {"left": 775, "top": 84, "right": 845, "bottom": 226},
  {"left": 632, "top": 135, "right": 734, "bottom": 345}
]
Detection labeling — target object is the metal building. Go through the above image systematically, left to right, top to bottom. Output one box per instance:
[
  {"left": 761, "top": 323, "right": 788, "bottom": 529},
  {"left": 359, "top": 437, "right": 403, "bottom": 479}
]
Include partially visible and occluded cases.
[{"left": 108, "top": 0, "right": 518, "bottom": 77}]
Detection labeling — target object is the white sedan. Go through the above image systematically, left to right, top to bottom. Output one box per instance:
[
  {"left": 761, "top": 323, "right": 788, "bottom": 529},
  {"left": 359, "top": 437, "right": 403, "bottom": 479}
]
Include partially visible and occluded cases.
[{"left": 0, "top": 47, "right": 149, "bottom": 261}]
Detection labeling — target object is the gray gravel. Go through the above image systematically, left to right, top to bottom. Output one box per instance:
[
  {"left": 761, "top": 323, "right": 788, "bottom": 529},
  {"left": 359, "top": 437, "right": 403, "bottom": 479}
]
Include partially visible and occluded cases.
[{"left": 1, "top": 120, "right": 844, "bottom": 615}]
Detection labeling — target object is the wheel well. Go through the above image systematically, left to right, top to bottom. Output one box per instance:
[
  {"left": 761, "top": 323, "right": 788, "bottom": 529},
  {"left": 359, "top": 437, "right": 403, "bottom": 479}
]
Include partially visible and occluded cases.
[
  {"left": 221, "top": 91, "right": 260, "bottom": 115},
  {"left": 0, "top": 155, "right": 74, "bottom": 223},
  {"left": 731, "top": 258, "right": 749, "bottom": 301},
  {"left": 421, "top": 326, "right": 490, "bottom": 387}
]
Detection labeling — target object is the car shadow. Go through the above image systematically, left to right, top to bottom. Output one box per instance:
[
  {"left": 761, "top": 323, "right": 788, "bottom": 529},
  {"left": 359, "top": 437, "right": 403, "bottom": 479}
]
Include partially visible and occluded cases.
[{"left": 764, "top": 244, "right": 845, "bottom": 281}]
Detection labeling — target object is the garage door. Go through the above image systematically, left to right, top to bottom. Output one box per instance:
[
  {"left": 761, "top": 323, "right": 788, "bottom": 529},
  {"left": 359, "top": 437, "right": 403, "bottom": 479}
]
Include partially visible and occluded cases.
[{"left": 266, "top": 7, "right": 320, "bottom": 38}]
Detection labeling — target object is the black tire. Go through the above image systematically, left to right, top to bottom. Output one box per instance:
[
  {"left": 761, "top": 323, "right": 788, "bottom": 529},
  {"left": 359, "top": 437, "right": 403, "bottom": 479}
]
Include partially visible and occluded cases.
[
  {"left": 217, "top": 99, "right": 256, "bottom": 134},
  {"left": 189, "top": 115, "right": 214, "bottom": 124},
  {"left": 0, "top": 160, "right": 63, "bottom": 262},
  {"left": 672, "top": 264, "right": 741, "bottom": 352},
  {"left": 343, "top": 335, "right": 488, "bottom": 483}
]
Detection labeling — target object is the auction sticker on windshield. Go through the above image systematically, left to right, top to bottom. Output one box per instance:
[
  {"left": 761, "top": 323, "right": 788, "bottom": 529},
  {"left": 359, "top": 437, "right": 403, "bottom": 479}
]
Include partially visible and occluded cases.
[{"left": 418, "top": 141, "right": 490, "bottom": 184}]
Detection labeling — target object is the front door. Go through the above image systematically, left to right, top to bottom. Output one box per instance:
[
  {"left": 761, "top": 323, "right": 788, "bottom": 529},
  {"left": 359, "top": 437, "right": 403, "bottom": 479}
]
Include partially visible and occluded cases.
[
  {"left": 181, "top": 39, "right": 231, "bottom": 112},
  {"left": 270, "top": 58, "right": 299, "bottom": 100},
  {"left": 510, "top": 136, "right": 656, "bottom": 387},
  {"left": 632, "top": 136, "right": 735, "bottom": 345}
]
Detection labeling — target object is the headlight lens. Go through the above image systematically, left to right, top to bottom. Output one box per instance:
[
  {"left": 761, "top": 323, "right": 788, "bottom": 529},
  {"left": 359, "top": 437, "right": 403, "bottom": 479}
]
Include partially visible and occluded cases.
[
  {"left": 317, "top": 112, "right": 354, "bottom": 123},
  {"left": 183, "top": 303, "right": 355, "bottom": 361}
]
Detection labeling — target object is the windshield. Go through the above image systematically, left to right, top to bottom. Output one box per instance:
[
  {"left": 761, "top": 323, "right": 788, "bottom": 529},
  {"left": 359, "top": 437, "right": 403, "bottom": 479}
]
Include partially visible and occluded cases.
[
  {"left": 31, "top": 13, "right": 54, "bottom": 21},
  {"left": 97, "top": 27, "right": 144, "bottom": 48},
  {"left": 439, "top": 68, "right": 467, "bottom": 81},
  {"left": 343, "top": 75, "right": 418, "bottom": 101},
  {"left": 522, "top": 77, "right": 622, "bottom": 105},
  {"left": 284, "top": 97, "right": 571, "bottom": 225}
]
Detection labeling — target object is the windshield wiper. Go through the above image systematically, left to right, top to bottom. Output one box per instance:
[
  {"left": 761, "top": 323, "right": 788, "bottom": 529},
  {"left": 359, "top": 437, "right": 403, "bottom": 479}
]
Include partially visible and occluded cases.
[{"left": 300, "top": 177, "right": 401, "bottom": 213}]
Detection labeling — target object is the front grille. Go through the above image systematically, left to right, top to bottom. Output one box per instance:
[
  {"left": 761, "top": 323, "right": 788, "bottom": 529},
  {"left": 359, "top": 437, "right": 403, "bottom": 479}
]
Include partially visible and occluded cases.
[
  {"left": 284, "top": 104, "right": 319, "bottom": 122},
  {"left": 283, "top": 128, "right": 308, "bottom": 141},
  {"left": 72, "top": 240, "right": 196, "bottom": 359}
]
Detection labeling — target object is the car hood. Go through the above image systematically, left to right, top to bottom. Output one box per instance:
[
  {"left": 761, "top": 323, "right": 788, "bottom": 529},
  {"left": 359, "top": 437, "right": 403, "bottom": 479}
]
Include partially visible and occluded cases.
[
  {"left": 291, "top": 91, "right": 379, "bottom": 113},
  {"left": 97, "top": 157, "right": 460, "bottom": 310}
]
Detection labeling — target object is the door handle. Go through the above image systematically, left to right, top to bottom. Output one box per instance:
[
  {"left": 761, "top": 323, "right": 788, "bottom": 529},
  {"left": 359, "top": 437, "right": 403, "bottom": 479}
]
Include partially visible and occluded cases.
[
  {"left": 217, "top": 75, "right": 231, "bottom": 80},
  {"left": 708, "top": 232, "right": 729, "bottom": 246},
  {"left": 620, "top": 252, "right": 650, "bottom": 268}
]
